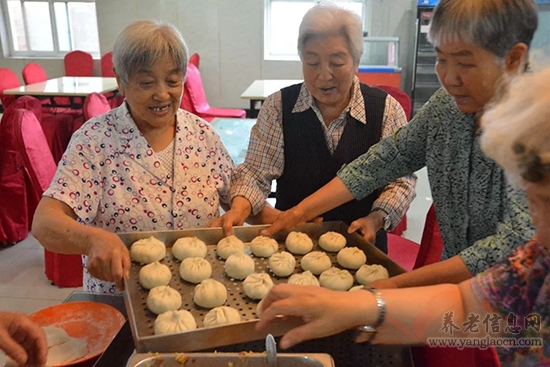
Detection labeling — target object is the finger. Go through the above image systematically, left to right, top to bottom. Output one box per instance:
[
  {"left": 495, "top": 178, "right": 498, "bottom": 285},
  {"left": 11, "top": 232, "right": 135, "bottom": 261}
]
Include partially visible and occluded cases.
[
  {"left": 222, "top": 216, "right": 234, "bottom": 237},
  {"left": 311, "top": 216, "right": 323, "bottom": 224},
  {"left": 209, "top": 217, "right": 222, "bottom": 228},
  {"left": 348, "top": 221, "right": 361, "bottom": 233},
  {"left": 260, "top": 222, "right": 282, "bottom": 237},
  {"left": 122, "top": 250, "right": 131, "bottom": 282},
  {"left": 110, "top": 254, "right": 125, "bottom": 291},
  {"left": 279, "top": 320, "right": 327, "bottom": 349},
  {"left": 0, "top": 330, "right": 28, "bottom": 366}
]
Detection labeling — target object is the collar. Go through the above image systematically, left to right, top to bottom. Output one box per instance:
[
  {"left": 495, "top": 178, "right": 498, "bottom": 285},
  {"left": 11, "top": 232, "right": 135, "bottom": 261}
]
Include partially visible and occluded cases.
[{"left": 291, "top": 76, "right": 367, "bottom": 125}]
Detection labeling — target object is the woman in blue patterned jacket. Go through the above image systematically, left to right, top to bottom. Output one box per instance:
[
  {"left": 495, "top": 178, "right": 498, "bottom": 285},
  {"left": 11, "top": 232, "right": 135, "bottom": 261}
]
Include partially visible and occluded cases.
[{"left": 262, "top": 0, "right": 538, "bottom": 288}]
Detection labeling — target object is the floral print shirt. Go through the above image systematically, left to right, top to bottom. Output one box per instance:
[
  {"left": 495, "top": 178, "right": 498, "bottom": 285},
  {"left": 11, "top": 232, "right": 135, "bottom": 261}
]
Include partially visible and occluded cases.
[
  {"left": 337, "top": 88, "right": 535, "bottom": 274},
  {"left": 44, "top": 103, "right": 234, "bottom": 293},
  {"left": 471, "top": 239, "right": 550, "bottom": 366}
]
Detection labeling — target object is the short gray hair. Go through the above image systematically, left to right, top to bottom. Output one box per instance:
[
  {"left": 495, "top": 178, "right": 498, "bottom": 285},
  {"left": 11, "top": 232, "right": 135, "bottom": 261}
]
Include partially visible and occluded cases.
[
  {"left": 428, "top": 0, "right": 538, "bottom": 59},
  {"left": 297, "top": 2, "right": 364, "bottom": 65},
  {"left": 112, "top": 20, "right": 188, "bottom": 87},
  {"left": 481, "top": 67, "right": 550, "bottom": 184}
]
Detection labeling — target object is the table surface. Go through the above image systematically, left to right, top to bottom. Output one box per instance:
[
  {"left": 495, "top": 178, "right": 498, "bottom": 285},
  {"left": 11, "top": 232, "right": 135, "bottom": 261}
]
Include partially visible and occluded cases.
[
  {"left": 3, "top": 77, "right": 118, "bottom": 97},
  {"left": 240, "top": 79, "right": 302, "bottom": 100}
]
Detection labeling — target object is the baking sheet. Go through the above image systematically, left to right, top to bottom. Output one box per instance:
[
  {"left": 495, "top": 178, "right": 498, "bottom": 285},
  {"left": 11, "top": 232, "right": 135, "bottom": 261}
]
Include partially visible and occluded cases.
[{"left": 119, "top": 222, "right": 413, "bottom": 366}]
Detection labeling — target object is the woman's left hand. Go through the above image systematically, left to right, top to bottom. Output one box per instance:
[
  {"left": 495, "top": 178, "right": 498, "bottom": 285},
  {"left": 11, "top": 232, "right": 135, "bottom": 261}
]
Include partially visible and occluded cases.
[
  {"left": 348, "top": 213, "right": 382, "bottom": 244},
  {"left": 255, "top": 284, "right": 374, "bottom": 349},
  {"left": 0, "top": 312, "right": 47, "bottom": 367}
]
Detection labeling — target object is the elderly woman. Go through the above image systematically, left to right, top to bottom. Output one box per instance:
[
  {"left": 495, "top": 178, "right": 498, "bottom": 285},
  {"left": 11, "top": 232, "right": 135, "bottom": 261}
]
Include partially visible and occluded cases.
[
  {"left": 262, "top": 0, "right": 537, "bottom": 287},
  {"left": 213, "top": 3, "right": 416, "bottom": 253},
  {"left": 32, "top": 20, "right": 234, "bottom": 294},
  {"left": 258, "top": 66, "right": 550, "bottom": 366}
]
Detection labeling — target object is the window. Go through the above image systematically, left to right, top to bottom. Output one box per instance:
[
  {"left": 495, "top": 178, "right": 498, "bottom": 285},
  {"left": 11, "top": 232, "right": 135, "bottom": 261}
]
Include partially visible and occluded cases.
[
  {"left": 1, "top": 0, "right": 100, "bottom": 58},
  {"left": 264, "top": 0, "right": 367, "bottom": 61}
]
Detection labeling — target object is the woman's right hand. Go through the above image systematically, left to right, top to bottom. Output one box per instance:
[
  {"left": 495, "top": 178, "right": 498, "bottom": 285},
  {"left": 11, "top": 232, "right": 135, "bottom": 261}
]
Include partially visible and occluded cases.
[
  {"left": 210, "top": 196, "right": 252, "bottom": 236},
  {"left": 260, "top": 205, "right": 310, "bottom": 237},
  {"left": 84, "top": 229, "right": 131, "bottom": 291}
]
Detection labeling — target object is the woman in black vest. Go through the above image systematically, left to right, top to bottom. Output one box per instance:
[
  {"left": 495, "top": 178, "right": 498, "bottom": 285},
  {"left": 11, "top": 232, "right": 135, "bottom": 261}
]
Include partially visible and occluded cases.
[{"left": 212, "top": 3, "right": 416, "bottom": 253}]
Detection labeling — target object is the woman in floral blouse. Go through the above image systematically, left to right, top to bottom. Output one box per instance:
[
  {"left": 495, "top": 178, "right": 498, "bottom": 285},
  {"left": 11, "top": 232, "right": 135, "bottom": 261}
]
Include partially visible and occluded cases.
[
  {"left": 263, "top": 0, "right": 537, "bottom": 288},
  {"left": 32, "top": 20, "right": 234, "bottom": 294},
  {"left": 258, "top": 66, "right": 550, "bottom": 367}
]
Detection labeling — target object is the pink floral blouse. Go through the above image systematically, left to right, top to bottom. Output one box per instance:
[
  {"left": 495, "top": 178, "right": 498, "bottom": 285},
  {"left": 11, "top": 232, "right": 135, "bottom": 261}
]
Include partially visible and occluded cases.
[{"left": 44, "top": 103, "right": 234, "bottom": 293}]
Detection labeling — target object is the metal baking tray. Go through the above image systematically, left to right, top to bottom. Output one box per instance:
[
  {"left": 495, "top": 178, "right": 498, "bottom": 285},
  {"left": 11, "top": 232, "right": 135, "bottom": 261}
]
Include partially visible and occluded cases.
[
  {"left": 119, "top": 222, "right": 413, "bottom": 367},
  {"left": 126, "top": 352, "right": 335, "bottom": 367}
]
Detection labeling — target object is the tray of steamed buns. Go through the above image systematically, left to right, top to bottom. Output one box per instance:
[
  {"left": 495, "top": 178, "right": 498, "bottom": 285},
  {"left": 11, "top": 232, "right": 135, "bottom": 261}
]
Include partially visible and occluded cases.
[{"left": 119, "top": 221, "right": 406, "bottom": 354}]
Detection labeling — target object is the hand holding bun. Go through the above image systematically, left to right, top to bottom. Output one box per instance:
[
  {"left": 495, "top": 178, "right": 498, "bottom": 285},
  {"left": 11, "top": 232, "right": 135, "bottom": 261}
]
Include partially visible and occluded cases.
[
  {"left": 130, "top": 236, "right": 166, "bottom": 264},
  {"left": 139, "top": 261, "right": 171, "bottom": 289},
  {"left": 147, "top": 285, "right": 182, "bottom": 315},
  {"left": 154, "top": 310, "right": 197, "bottom": 335}
]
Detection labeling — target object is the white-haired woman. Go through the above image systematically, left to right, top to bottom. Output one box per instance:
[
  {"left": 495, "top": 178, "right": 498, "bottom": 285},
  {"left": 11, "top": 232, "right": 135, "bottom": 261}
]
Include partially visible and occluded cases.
[
  {"left": 262, "top": 0, "right": 538, "bottom": 288},
  {"left": 213, "top": 3, "right": 416, "bottom": 253},
  {"left": 32, "top": 20, "right": 234, "bottom": 294},
  {"left": 258, "top": 66, "right": 550, "bottom": 366}
]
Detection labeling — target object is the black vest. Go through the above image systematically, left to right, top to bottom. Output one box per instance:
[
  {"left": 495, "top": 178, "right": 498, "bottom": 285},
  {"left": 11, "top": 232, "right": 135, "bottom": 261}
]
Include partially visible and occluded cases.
[{"left": 275, "top": 83, "right": 388, "bottom": 250}]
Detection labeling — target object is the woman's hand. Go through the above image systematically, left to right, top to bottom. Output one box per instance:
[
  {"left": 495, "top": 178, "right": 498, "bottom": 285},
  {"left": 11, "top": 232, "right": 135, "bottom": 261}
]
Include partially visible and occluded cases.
[
  {"left": 210, "top": 197, "right": 252, "bottom": 236},
  {"left": 249, "top": 205, "right": 281, "bottom": 225},
  {"left": 260, "top": 206, "right": 310, "bottom": 237},
  {"left": 348, "top": 212, "right": 384, "bottom": 244},
  {"left": 84, "top": 229, "right": 131, "bottom": 291},
  {"left": 255, "top": 284, "right": 375, "bottom": 349},
  {"left": 0, "top": 312, "right": 47, "bottom": 367}
]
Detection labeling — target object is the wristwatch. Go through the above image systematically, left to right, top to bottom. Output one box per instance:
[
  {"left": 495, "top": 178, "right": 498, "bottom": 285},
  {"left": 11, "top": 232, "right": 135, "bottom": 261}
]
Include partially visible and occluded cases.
[{"left": 372, "top": 209, "right": 391, "bottom": 232}]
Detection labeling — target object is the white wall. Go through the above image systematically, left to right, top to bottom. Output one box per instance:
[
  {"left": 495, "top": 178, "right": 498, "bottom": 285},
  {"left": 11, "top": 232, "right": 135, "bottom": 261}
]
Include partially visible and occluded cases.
[{"left": 0, "top": 0, "right": 417, "bottom": 109}]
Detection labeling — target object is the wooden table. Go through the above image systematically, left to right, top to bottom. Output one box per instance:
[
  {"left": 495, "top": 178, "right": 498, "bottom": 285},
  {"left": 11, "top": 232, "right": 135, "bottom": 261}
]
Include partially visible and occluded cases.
[
  {"left": 3, "top": 76, "right": 119, "bottom": 109},
  {"left": 241, "top": 79, "right": 302, "bottom": 117}
]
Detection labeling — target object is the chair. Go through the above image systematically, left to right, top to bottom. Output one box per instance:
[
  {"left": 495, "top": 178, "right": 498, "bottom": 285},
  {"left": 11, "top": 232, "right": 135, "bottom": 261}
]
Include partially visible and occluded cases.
[
  {"left": 64, "top": 50, "right": 94, "bottom": 77},
  {"left": 101, "top": 51, "right": 114, "bottom": 77},
  {"left": 181, "top": 53, "right": 246, "bottom": 121},
  {"left": 21, "top": 62, "right": 48, "bottom": 85},
  {"left": 0, "top": 68, "right": 21, "bottom": 109},
  {"left": 83, "top": 92, "right": 111, "bottom": 121},
  {"left": 6, "top": 96, "right": 74, "bottom": 163}
]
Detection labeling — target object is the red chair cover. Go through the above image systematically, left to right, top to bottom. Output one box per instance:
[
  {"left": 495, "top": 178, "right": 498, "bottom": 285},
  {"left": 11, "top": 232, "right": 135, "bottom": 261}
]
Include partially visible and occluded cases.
[
  {"left": 64, "top": 50, "right": 94, "bottom": 77},
  {"left": 101, "top": 52, "right": 114, "bottom": 77},
  {"left": 181, "top": 56, "right": 246, "bottom": 120},
  {"left": 21, "top": 62, "right": 48, "bottom": 85},
  {"left": 0, "top": 68, "right": 21, "bottom": 109},
  {"left": 376, "top": 84, "right": 412, "bottom": 120},
  {"left": 83, "top": 92, "right": 111, "bottom": 120}
]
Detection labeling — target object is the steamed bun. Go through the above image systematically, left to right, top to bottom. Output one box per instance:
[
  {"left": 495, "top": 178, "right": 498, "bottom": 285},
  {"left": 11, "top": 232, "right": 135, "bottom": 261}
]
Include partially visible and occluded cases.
[
  {"left": 285, "top": 231, "right": 314, "bottom": 255},
  {"left": 318, "top": 231, "right": 347, "bottom": 252},
  {"left": 217, "top": 235, "right": 245, "bottom": 259},
  {"left": 130, "top": 236, "right": 166, "bottom": 264},
  {"left": 250, "top": 236, "right": 279, "bottom": 258},
  {"left": 172, "top": 237, "right": 207, "bottom": 260},
  {"left": 337, "top": 247, "right": 367, "bottom": 269},
  {"left": 268, "top": 251, "right": 296, "bottom": 277},
  {"left": 300, "top": 251, "right": 332, "bottom": 275},
  {"left": 225, "top": 253, "right": 255, "bottom": 280},
  {"left": 179, "top": 257, "right": 212, "bottom": 283},
  {"left": 139, "top": 261, "right": 172, "bottom": 289},
  {"left": 356, "top": 264, "right": 389, "bottom": 285},
  {"left": 319, "top": 267, "right": 354, "bottom": 291},
  {"left": 288, "top": 270, "right": 320, "bottom": 287},
  {"left": 243, "top": 273, "right": 274, "bottom": 300},
  {"left": 193, "top": 279, "right": 227, "bottom": 308},
  {"left": 147, "top": 285, "right": 182, "bottom": 315},
  {"left": 349, "top": 285, "right": 365, "bottom": 292},
  {"left": 203, "top": 306, "right": 241, "bottom": 327},
  {"left": 154, "top": 310, "right": 197, "bottom": 335}
]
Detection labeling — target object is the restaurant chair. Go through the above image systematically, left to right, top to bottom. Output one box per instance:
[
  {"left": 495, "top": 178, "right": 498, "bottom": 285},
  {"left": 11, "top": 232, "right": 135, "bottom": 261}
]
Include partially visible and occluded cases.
[
  {"left": 64, "top": 50, "right": 94, "bottom": 77},
  {"left": 101, "top": 51, "right": 114, "bottom": 77},
  {"left": 181, "top": 53, "right": 246, "bottom": 122},
  {"left": 21, "top": 62, "right": 48, "bottom": 85},
  {"left": 0, "top": 67, "right": 21, "bottom": 109},
  {"left": 83, "top": 92, "right": 111, "bottom": 121},
  {"left": 6, "top": 96, "right": 74, "bottom": 163}
]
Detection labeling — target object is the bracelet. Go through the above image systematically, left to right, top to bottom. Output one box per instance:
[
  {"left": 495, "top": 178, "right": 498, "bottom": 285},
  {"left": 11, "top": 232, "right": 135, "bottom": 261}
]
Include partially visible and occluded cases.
[{"left": 358, "top": 286, "right": 386, "bottom": 343}]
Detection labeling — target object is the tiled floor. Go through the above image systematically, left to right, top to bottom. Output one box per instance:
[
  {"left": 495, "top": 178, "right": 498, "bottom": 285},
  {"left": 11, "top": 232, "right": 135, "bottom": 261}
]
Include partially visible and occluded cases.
[{"left": 0, "top": 168, "right": 431, "bottom": 365}]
